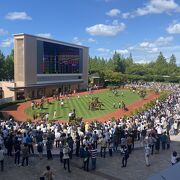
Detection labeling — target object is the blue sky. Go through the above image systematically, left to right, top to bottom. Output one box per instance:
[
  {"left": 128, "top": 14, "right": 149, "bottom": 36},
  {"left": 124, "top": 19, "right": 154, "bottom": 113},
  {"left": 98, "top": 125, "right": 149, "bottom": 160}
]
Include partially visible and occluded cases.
[{"left": 0, "top": 0, "right": 180, "bottom": 64}]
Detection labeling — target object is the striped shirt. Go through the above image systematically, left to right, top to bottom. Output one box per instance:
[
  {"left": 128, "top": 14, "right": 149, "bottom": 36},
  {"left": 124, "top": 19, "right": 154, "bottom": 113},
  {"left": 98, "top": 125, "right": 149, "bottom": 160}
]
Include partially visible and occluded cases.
[{"left": 91, "top": 149, "right": 97, "bottom": 159}]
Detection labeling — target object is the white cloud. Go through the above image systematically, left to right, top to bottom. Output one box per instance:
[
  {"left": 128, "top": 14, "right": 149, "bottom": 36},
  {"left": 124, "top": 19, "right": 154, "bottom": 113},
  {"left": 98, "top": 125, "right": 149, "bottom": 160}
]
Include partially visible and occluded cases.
[
  {"left": 122, "top": 0, "right": 180, "bottom": 18},
  {"left": 106, "top": 9, "right": 121, "bottom": 17},
  {"left": 5, "top": 12, "right": 32, "bottom": 20},
  {"left": 122, "top": 13, "right": 130, "bottom": 19},
  {"left": 86, "top": 21, "right": 126, "bottom": 36},
  {"left": 167, "top": 22, "right": 180, "bottom": 34},
  {"left": 0, "top": 28, "right": 8, "bottom": 36},
  {"left": 36, "top": 33, "right": 53, "bottom": 39},
  {"left": 139, "top": 36, "right": 173, "bottom": 49},
  {"left": 155, "top": 36, "right": 173, "bottom": 46},
  {"left": 72, "top": 37, "right": 97, "bottom": 45},
  {"left": 73, "top": 37, "right": 83, "bottom": 45},
  {"left": 0, "top": 38, "right": 14, "bottom": 47},
  {"left": 87, "top": 38, "right": 96, "bottom": 43},
  {"left": 140, "top": 41, "right": 154, "bottom": 48},
  {"left": 128, "top": 46, "right": 135, "bottom": 50},
  {"left": 148, "top": 47, "right": 159, "bottom": 53},
  {"left": 97, "top": 48, "right": 110, "bottom": 53},
  {"left": 116, "top": 49, "right": 129, "bottom": 55}
]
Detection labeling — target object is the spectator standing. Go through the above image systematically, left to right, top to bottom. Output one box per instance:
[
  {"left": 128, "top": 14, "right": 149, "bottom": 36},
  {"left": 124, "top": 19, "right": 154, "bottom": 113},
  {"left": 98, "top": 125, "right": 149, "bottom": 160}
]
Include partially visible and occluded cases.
[
  {"left": 173, "top": 121, "right": 178, "bottom": 135},
  {"left": 55, "top": 130, "right": 61, "bottom": 148},
  {"left": 92, "top": 131, "right": 98, "bottom": 149},
  {"left": 75, "top": 132, "right": 80, "bottom": 157},
  {"left": 160, "top": 132, "right": 167, "bottom": 150},
  {"left": 6, "top": 134, "right": 13, "bottom": 156},
  {"left": 27, "top": 134, "right": 34, "bottom": 154},
  {"left": 67, "top": 134, "right": 74, "bottom": 159},
  {"left": 149, "top": 134, "right": 156, "bottom": 155},
  {"left": 166, "top": 134, "right": 171, "bottom": 149},
  {"left": 99, "top": 135, "right": 107, "bottom": 158},
  {"left": 126, "top": 135, "right": 132, "bottom": 154},
  {"left": 155, "top": 135, "right": 160, "bottom": 154},
  {"left": 46, "top": 138, "right": 53, "bottom": 160},
  {"left": 108, "top": 138, "right": 113, "bottom": 157},
  {"left": 14, "top": 139, "right": 21, "bottom": 165},
  {"left": 37, "top": 141, "right": 44, "bottom": 160},
  {"left": 59, "top": 142, "right": 63, "bottom": 163},
  {"left": 63, "top": 143, "right": 71, "bottom": 172},
  {"left": 21, "top": 144, "right": 29, "bottom": 166},
  {"left": 90, "top": 144, "right": 97, "bottom": 170},
  {"left": 145, "top": 145, "right": 151, "bottom": 167},
  {"left": 0, "top": 146, "right": 4, "bottom": 171},
  {"left": 121, "top": 146, "right": 129, "bottom": 168},
  {"left": 83, "top": 147, "right": 90, "bottom": 171}
]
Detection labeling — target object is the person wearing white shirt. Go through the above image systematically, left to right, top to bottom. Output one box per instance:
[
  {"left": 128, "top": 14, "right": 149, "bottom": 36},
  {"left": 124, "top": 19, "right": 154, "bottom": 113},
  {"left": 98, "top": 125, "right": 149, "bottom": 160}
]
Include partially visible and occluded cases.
[
  {"left": 156, "top": 125, "right": 163, "bottom": 135},
  {"left": 55, "top": 131, "right": 61, "bottom": 148},
  {"left": 144, "top": 145, "right": 151, "bottom": 166},
  {"left": 171, "top": 151, "right": 178, "bottom": 165}
]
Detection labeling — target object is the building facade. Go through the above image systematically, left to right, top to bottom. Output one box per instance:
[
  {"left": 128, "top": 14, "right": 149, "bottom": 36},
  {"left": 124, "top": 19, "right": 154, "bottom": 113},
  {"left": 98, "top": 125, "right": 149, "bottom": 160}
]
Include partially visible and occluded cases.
[{"left": 12, "top": 33, "right": 88, "bottom": 100}]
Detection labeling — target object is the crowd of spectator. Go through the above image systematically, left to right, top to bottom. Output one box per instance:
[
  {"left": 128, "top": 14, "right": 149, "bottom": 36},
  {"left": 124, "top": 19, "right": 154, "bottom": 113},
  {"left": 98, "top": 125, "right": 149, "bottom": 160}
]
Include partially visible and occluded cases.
[{"left": 0, "top": 82, "right": 179, "bottom": 175}]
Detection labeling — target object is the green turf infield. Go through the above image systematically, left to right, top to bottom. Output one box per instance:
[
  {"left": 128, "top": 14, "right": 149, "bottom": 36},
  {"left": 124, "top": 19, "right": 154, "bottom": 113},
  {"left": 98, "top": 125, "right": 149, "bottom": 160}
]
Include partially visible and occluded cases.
[{"left": 25, "top": 90, "right": 142, "bottom": 121}]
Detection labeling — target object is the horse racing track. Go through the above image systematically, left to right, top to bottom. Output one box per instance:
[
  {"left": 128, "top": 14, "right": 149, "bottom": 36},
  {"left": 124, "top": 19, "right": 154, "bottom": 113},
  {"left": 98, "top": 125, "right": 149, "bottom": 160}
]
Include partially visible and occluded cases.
[{"left": 1, "top": 88, "right": 159, "bottom": 123}]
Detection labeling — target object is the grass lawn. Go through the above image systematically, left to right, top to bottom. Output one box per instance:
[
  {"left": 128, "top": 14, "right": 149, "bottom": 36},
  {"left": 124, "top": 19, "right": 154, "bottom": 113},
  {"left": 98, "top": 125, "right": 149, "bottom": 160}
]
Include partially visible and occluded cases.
[{"left": 25, "top": 90, "right": 142, "bottom": 121}]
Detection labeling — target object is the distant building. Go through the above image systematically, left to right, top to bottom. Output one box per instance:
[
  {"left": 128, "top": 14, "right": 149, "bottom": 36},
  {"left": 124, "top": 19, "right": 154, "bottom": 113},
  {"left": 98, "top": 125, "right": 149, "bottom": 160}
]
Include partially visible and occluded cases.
[
  {"left": 2, "top": 33, "right": 89, "bottom": 100},
  {"left": 89, "top": 73, "right": 104, "bottom": 88}
]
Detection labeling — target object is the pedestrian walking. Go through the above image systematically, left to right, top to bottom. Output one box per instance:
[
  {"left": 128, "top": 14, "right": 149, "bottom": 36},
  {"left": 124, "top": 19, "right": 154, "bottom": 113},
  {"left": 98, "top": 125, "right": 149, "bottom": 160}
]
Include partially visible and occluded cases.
[
  {"left": 145, "top": 145, "right": 151, "bottom": 167},
  {"left": 121, "top": 146, "right": 129, "bottom": 168}
]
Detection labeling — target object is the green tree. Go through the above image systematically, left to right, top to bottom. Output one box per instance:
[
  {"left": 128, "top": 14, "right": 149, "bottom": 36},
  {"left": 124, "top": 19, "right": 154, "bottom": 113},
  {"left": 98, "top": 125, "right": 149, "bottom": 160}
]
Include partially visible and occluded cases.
[
  {"left": 4, "top": 49, "right": 14, "bottom": 80},
  {"left": 0, "top": 50, "right": 6, "bottom": 80},
  {"left": 112, "top": 52, "right": 126, "bottom": 73},
  {"left": 154, "top": 52, "right": 168, "bottom": 75},
  {"left": 168, "top": 54, "right": 177, "bottom": 75}
]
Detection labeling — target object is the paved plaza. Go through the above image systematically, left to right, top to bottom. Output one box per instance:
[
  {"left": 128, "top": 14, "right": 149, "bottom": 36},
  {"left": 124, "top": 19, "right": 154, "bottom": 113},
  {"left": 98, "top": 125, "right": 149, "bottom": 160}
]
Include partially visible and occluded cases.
[{"left": 0, "top": 135, "right": 179, "bottom": 180}]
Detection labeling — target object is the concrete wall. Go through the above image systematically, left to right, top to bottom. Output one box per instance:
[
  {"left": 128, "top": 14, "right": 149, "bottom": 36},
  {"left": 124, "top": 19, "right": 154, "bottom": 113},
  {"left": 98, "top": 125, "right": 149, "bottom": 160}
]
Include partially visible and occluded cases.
[
  {"left": 13, "top": 34, "right": 89, "bottom": 99},
  {"left": 14, "top": 36, "right": 25, "bottom": 87},
  {"left": 24, "top": 36, "right": 37, "bottom": 85},
  {"left": 80, "top": 47, "right": 88, "bottom": 89},
  {"left": 0, "top": 81, "right": 15, "bottom": 99}
]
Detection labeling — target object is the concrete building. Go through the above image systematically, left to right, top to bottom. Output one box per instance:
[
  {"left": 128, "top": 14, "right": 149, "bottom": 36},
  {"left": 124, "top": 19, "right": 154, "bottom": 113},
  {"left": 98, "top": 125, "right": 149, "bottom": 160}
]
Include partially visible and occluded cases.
[
  {"left": 3, "top": 33, "right": 89, "bottom": 100},
  {"left": 0, "top": 81, "right": 15, "bottom": 104}
]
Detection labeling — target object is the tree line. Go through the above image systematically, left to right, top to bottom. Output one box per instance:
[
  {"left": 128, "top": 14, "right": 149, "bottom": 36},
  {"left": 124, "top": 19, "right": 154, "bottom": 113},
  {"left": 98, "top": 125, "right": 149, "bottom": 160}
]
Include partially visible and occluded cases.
[
  {"left": 0, "top": 49, "right": 180, "bottom": 83},
  {"left": 0, "top": 50, "right": 14, "bottom": 81},
  {"left": 89, "top": 52, "right": 180, "bottom": 83}
]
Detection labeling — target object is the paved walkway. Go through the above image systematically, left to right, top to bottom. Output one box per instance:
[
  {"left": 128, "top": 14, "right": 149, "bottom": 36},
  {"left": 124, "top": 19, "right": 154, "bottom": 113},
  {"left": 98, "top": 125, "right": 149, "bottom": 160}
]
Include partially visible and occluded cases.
[
  {"left": 1, "top": 89, "right": 159, "bottom": 123},
  {"left": 0, "top": 135, "right": 179, "bottom": 180}
]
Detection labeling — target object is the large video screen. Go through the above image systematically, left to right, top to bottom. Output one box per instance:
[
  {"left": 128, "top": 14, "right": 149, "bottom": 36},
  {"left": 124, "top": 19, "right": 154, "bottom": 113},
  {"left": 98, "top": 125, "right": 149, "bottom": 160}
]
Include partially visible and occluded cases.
[{"left": 37, "top": 41, "right": 83, "bottom": 74}]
